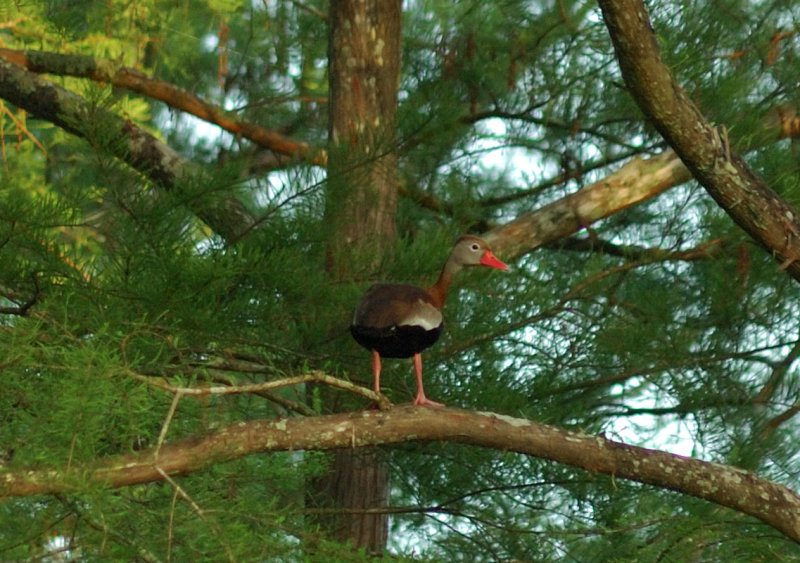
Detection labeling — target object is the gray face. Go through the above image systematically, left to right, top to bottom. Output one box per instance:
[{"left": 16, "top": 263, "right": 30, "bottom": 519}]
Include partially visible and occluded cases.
[{"left": 450, "top": 236, "right": 491, "bottom": 267}]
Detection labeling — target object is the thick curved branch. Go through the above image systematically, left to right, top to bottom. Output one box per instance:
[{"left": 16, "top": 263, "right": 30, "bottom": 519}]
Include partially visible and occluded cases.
[
  {"left": 599, "top": 0, "right": 800, "bottom": 281},
  {"left": 0, "top": 49, "right": 327, "bottom": 166},
  {"left": 0, "top": 57, "right": 255, "bottom": 242},
  {"left": 485, "top": 148, "right": 690, "bottom": 259},
  {"left": 1, "top": 406, "right": 799, "bottom": 542}
]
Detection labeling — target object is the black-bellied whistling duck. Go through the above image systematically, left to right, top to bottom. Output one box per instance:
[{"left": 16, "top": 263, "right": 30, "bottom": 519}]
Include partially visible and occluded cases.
[{"left": 350, "top": 236, "right": 508, "bottom": 407}]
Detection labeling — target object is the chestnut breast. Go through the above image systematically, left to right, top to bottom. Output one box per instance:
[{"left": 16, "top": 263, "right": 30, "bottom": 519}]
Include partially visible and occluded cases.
[{"left": 350, "top": 283, "right": 444, "bottom": 358}]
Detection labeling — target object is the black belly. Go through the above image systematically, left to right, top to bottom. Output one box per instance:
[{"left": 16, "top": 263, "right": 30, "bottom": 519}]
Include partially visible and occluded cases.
[{"left": 351, "top": 323, "right": 443, "bottom": 358}]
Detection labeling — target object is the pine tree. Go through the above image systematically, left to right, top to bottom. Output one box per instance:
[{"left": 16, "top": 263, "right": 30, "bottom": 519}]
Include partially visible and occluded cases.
[{"left": 2, "top": 1, "right": 800, "bottom": 560}]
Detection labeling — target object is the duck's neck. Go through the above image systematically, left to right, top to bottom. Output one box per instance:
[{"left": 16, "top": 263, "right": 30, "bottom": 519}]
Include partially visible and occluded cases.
[{"left": 428, "top": 259, "right": 460, "bottom": 309}]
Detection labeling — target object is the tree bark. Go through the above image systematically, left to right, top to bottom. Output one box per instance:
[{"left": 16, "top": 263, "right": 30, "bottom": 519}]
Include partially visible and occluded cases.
[
  {"left": 313, "top": 0, "right": 403, "bottom": 555},
  {"left": 324, "top": 0, "right": 401, "bottom": 278},
  {"left": 598, "top": 0, "right": 800, "bottom": 282},
  {"left": 4, "top": 405, "right": 800, "bottom": 544},
  {"left": 311, "top": 448, "right": 389, "bottom": 551}
]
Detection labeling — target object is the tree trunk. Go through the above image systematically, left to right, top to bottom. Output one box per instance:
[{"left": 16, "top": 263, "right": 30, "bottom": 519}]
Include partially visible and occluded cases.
[
  {"left": 311, "top": 0, "right": 402, "bottom": 555},
  {"left": 324, "top": 0, "right": 401, "bottom": 278},
  {"left": 310, "top": 448, "right": 390, "bottom": 552}
]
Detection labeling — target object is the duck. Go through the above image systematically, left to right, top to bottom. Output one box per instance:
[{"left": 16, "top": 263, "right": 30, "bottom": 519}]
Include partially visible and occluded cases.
[{"left": 350, "top": 236, "right": 508, "bottom": 406}]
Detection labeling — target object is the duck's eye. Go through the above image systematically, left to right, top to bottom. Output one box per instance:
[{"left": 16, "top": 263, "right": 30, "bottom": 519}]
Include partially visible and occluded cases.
[{"left": 470, "top": 243, "right": 480, "bottom": 251}]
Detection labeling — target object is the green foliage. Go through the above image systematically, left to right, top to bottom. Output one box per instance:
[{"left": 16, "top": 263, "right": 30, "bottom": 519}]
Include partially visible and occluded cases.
[{"left": 2, "top": 0, "right": 800, "bottom": 560}]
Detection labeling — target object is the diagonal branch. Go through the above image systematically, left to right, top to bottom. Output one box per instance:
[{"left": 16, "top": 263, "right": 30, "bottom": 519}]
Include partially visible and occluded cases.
[
  {"left": 599, "top": 0, "right": 800, "bottom": 282},
  {"left": 0, "top": 48, "right": 327, "bottom": 166},
  {"left": 0, "top": 57, "right": 255, "bottom": 242},
  {"left": 485, "top": 148, "right": 691, "bottom": 259},
  {"left": 753, "top": 338, "right": 800, "bottom": 405},
  {"left": 1, "top": 406, "right": 799, "bottom": 543}
]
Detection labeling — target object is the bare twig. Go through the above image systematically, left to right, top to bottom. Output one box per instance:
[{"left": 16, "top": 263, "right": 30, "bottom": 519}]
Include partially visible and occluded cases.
[
  {"left": 550, "top": 237, "right": 727, "bottom": 262},
  {"left": 753, "top": 338, "right": 800, "bottom": 405},
  {"left": 130, "top": 370, "right": 391, "bottom": 410},
  {"left": 156, "top": 392, "right": 184, "bottom": 457},
  {"left": 155, "top": 467, "right": 235, "bottom": 563}
]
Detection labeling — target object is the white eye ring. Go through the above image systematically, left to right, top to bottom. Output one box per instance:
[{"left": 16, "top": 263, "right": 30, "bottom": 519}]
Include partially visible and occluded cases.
[{"left": 470, "top": 243, "right": 480, "bottom": 251}]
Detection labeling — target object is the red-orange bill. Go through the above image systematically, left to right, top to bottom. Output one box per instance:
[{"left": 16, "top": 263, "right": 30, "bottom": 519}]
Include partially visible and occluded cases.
[{"left": 480, "top": 251, "right": 509, "bottom": 271}]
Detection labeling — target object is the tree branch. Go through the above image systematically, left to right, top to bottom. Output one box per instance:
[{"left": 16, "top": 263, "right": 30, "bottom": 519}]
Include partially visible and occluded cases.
[
  {"left": 599, "top": 0, "right": 800, "bottom": 282},
  {"left": 5, "top": 44, "right": 800, "bottom": 265},
  {"left": 0, "top": 48, "right": 327, "bottom": 167},
  {"left": 0, "top": 57, "right": 256, "bottom": 243},
  {"left": 485, "top": 148, "right": 691, "bottom": 259},
  {"left": 550, "top": 236, "right": 727, "bottom": 262},
  {"left": 753, "top": 338, "right": 800, "bottom": 405},
  {"left": 130, "top": 370, "right": 391, "bottom": 410},
  {"left": 2, "top": 406, "right": 799, "bottom": 543}
]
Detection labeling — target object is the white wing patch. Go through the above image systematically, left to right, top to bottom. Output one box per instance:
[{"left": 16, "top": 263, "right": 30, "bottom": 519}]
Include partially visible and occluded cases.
[{"left": 398, "top": 299, "right": 442, "bottom": 330}]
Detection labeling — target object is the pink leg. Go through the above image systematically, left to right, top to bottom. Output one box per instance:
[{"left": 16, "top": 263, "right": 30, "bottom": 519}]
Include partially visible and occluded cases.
[
  {"left": 372, "top": 350, "right": 382, "bottom": 394},
  {"left": 412, "top": 353, "right": 444, "bottom": 407}
]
